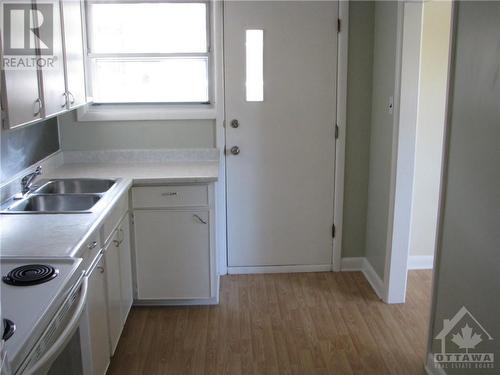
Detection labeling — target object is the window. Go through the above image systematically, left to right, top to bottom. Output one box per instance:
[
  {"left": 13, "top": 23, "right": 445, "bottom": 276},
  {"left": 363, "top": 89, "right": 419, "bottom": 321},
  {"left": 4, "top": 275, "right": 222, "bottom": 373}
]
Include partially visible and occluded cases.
[
  {"left": 86, "top": 1, "right": 210, "bottom": 104},
  {"left": 245, "top": 29, "right": 264, "bottom": 102}
]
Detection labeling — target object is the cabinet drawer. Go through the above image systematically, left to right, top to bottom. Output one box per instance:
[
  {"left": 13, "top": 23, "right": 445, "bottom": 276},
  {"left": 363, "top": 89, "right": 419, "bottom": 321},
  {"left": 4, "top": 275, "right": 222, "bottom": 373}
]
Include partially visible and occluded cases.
[{"left": 132, "top": 185, "right": 208, "bottom": 208}]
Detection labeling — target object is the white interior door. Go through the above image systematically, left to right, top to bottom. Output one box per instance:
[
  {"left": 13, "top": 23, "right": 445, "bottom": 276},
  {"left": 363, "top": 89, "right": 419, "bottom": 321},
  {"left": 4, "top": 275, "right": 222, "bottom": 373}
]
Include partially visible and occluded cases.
[{"left": 224, "top": 1, "right": 338, "bottom": 269}]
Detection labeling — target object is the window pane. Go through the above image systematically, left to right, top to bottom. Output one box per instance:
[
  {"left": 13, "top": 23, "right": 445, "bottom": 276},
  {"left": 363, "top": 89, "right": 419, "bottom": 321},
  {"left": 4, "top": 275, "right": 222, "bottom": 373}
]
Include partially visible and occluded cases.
[
  {"left": 88, "top": 3, "right": 207, "bottom": 53},
  {"left": 246, "top": 30, "right": 264, "bottom": 102},
  {"left": 91, "top": 58, "right": 209, "bottom": 103}
]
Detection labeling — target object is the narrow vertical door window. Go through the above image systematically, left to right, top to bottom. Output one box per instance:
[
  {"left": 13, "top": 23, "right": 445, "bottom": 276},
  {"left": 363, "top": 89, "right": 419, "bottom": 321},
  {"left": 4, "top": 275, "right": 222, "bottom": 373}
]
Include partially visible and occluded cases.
[{"left": 245, "top": 29, "right": 264, "bottom": 102}]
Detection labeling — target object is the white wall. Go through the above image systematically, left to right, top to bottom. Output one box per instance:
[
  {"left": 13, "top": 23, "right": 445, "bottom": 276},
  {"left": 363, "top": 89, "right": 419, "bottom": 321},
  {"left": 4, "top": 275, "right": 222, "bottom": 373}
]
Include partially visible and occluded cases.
[
  {"left": 408, "top": 2, "right": 452, "bottom": 258},
  {"left": 427, "top": 2, "right": 500, "bottom": 371},
  {"left": 58, "top": 111, "right": 215, "bottom": 150}
]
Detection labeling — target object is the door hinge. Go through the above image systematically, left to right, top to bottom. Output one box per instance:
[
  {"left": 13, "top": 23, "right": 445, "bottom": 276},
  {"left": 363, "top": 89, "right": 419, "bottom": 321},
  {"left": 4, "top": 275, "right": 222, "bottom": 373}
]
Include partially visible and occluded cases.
[
  {"left": 337, "top": 18, "right": 341, "bottom": 33},
  {"left": 335, "top": 124, "right": 339, "bottom": 139},
  {"left": 332, "top": 224, "right": 336, "bottom": 238}
]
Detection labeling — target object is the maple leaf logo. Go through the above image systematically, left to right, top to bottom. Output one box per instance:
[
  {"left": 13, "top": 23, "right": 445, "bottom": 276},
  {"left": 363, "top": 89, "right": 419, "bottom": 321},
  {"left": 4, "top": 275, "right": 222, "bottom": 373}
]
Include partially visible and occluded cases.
[{"left": 451, "top": 324, "right": 483, "bottom": 353}]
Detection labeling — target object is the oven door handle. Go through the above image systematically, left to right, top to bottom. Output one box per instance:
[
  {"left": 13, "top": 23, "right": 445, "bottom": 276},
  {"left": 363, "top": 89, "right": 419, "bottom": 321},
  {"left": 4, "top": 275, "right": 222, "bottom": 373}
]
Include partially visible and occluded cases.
[{"left": 27, "top": 273, "right": 89, "bottom": 375}]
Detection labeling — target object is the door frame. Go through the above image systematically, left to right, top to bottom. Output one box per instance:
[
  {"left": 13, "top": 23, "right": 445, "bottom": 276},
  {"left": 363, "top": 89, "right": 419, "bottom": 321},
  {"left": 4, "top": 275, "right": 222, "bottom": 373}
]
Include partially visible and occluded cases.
[
  {"left": 219, "top": 1, "right": 349, "bottom": 273},
  {"left": 332, "top": 1, "right": 349, "bottom": 272}
]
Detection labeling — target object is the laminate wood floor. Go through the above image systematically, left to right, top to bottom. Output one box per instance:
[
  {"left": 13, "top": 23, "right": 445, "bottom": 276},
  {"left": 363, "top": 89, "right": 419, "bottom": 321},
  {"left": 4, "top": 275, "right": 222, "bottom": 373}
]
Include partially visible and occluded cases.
[{"left": 108, "top": 270, "right": 433, "bottom": 375}]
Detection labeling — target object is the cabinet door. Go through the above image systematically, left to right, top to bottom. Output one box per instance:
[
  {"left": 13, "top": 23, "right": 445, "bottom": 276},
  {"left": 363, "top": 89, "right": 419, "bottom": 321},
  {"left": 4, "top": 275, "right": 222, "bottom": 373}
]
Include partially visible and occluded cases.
[
  {"left": 37, "top": 0, "right": 66, "bottom": 117},
  {"left": 60, "top": 0, "right": 86, "bottom": 108},
  {"left": 0, "top": 26, "right": 41, "bottom": 128},
  {"left": 134, "top": 210, "right": 210, "bottom": 300},
  {"left": 118, "top": 214, "right": 133, "bottom": 325},
  {"left": 104, "top": 231, "right": 122, "bottom": 355},
  {"left": 85, "top": 256, "right": 110, "bottom": 375}
]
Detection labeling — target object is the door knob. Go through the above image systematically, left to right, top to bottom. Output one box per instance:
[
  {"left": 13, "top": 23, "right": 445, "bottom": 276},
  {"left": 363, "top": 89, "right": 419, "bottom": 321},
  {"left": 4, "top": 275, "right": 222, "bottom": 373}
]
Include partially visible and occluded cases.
[
  {"left": 230, "top": 119, "right": 240, "bottom": 128},
  {"left": 230, "top": 146, "right": 240, "bottom": 155}
]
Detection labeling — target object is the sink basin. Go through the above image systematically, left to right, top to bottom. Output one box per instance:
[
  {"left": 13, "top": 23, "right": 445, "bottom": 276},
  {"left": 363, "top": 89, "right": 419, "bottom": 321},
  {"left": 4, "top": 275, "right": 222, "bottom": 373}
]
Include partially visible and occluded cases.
[
  {"left": 35, "top": 179, "right": 115, "bottom": 194},
  {"left": 5, "top": 194, "right": 101, "bottom": 213}
]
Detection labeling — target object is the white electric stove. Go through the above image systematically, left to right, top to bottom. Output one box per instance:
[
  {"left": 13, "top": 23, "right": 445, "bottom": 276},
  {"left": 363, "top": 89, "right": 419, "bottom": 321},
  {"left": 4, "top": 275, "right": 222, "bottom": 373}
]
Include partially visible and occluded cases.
[{"left": 0, "top": 257, "right": 83, "bottom": 374}]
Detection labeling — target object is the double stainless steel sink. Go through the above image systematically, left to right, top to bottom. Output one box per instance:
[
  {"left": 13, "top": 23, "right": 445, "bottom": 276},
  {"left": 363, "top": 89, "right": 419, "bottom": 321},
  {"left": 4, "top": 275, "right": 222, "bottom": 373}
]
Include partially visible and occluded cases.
[{"left": 1, "top": 179, "right": 116, "bottom": 214}]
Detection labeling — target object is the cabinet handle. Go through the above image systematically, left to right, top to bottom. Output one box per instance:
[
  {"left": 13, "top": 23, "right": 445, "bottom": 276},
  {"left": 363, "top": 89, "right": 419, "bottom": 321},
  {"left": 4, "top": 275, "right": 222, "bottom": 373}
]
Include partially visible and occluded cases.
[
  {"left": 68, "top": 91, "right": 75, "bottom": 105},
  {"left": 61, "top": 93, "right": 68, "bottom": 108},
  {"left": 33, "top": 98, "right": 42, "bottom": 116},
  {"left": 161, "top": 192, "right": 177, "bottom": 197},
  {"left": 193, "top": 214, "right": 208, "bottom": 224},
  {"left": 113, "top": 228, "right": 124, "bottom": 247},
  {"left": 87, "top": 241, "right": 98, "bottom": 250},
  {"left": 97, "top": 266, "right": 105, "bottom": 274}
]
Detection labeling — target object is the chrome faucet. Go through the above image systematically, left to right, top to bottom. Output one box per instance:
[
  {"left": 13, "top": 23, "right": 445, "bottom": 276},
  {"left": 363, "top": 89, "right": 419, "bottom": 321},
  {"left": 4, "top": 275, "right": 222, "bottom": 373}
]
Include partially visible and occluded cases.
[{"left": 21, "top": 166, "right": 42, "bottom": 195}]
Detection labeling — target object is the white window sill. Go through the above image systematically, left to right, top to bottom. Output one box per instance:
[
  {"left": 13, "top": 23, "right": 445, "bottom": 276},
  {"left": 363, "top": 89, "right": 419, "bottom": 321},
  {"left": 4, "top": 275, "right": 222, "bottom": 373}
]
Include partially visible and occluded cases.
[{"left": 76, "top": 103, "right": 217, "bottom": 122}]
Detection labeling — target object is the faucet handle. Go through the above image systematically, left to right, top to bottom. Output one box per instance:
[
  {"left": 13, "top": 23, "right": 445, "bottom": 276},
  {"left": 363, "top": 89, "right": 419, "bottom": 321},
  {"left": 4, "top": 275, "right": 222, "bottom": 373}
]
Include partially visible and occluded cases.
[{"left": 34, "top": 165, "right": 42, "bottom": 175}]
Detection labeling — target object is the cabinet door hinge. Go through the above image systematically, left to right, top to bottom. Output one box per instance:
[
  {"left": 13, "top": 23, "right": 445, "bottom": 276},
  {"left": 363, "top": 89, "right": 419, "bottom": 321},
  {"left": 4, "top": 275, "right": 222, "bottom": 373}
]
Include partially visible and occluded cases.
[
  {"left": 335, "top": 124, "right": 339, "bottom": 139},
  {"left": 332, "top": 224, "right": 336, "bottom": 238}
]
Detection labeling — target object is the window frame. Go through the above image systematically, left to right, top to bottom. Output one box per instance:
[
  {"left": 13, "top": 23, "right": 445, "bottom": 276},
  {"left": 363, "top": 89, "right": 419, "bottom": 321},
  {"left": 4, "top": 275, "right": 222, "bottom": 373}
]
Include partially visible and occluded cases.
[{"left": 83, "top": 0, "right": 214, "bottom": 109}]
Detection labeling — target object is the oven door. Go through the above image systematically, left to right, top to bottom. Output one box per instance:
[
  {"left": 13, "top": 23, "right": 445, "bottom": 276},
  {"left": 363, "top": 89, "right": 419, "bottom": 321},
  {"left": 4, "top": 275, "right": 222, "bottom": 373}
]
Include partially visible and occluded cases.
[{"left": 18, "top": 272, "right": 89, "bottom": 375}]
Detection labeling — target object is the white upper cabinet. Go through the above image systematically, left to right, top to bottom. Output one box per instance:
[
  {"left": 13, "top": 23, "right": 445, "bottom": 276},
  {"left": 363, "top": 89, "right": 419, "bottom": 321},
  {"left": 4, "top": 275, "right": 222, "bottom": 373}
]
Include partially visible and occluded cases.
[
  {"left": 0, "top": 0, "right": 88, "bottom": 128},
  {"left": 38, "top": 0, "right": 67, "bottom": 118},
  {"left": 60, "top": 0, "right": 87, "bottom": 108},
  {"left": 0, "top": 19, "right": 42, "bottom": 127}
]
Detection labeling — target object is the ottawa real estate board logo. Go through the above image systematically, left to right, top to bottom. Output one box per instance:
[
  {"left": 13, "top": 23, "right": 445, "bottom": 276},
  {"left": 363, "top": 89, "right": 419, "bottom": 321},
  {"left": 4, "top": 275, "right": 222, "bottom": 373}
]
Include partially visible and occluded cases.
[
  {"left": 1, "top": 2, "right": 57, "bottom": 69},
  {"left": 433, "top": 306, "right": 494, "bottom": 370}
]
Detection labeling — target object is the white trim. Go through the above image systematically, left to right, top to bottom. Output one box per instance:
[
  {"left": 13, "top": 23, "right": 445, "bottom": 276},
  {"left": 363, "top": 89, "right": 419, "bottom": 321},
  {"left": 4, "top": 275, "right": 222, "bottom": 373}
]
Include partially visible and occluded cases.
[
  {"left": 213, "top": 0, "right": 227, "bottom": 276},
  {"left": 332, "top": 0, "right": 349, "bottom": 272},
  {"left": 384, "top": 2, "right": 424, "bottom": 304},
  {"left": 76, "top": 103, "right": 217, "bottom": 121},
  {"left": 408, "top": 255, "right": 434, "bottom": 270},
  {"left": 340, "top": 257, "right": 364, "bottom": 271},
  {"left": 340, "top": 257, "right": 386, "bottom": 300},
  {"left": 362, "top": 259, "right": 386, "bottom": 300},
  {"left": 227, "top": 264, "right": 332, "bottom": 275},
  {"left": 425, "top": 353, "right": 447, "bottom": 375}
]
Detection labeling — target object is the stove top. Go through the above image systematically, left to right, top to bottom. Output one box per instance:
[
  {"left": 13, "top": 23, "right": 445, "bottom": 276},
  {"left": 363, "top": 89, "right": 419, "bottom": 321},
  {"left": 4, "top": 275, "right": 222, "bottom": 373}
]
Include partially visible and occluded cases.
[
  {"left": 0, "top": 257, "right": 82, "bottom": 374},
  {"left": 2, "top": 264, "right": 59, "bottom": 286}
]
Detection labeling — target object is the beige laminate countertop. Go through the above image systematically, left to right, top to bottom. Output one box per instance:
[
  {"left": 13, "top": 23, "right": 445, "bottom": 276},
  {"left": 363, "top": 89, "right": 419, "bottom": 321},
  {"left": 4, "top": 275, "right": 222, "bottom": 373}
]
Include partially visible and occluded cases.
[{"left": 0, "top": 161, "right": 218, "bottom": 258}]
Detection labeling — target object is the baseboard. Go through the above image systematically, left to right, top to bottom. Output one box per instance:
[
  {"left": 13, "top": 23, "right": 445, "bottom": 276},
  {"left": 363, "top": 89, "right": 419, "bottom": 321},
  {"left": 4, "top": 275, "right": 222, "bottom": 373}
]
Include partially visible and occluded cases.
[
  {"left": 408, "top": 255, "right": 434, "bottom": 270},
  {"left": 340, "top": 257, "right": 365, "bottom": 271},
  {"left": 362, "top": 259, "right": 386, "bottom": 300},
  {"left": 227, "top": 264, "right": 332, "bottom": 274},
  {"left": 134, "top": 297, "right": 219, "bottom": 306},
  {"left": 425, "top": 353, "right": 447, "bottom": 375}
]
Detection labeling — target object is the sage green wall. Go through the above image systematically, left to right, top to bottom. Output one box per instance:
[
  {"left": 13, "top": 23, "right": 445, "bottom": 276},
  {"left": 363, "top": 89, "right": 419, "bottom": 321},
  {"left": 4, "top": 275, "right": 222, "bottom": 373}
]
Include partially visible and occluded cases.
[
  {"left": 342, "top": 1, "right": 374, "bottom": 258},
  {"left": 364, "top": 1, "right": 399, "bottom": 278},
  {"left": 428, "top": 3, "right": 500, "bottom": 370},
  {"left": 58, "top": 111, "right": 215, "bottom": 150}
]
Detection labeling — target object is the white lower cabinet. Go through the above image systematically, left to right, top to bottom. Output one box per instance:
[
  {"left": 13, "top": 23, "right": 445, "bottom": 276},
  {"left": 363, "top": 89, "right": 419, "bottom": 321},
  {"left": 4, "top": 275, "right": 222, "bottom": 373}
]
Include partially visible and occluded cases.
[
  {"left": 134, "top": 210, "right": 211, "bottom": 300},
  {"left": 104, "top": 213, "right": 133, "bottom": 355},
  {"left": 118, "top": 215, "right": 133, "bottom": 324},
  {"left": 104, "top": 231, "right": 122, "bottom": 355},
  {"left": 85, "top": 255, "right": 110, "bottom": 375}
]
